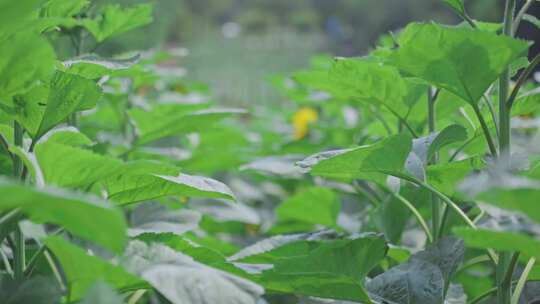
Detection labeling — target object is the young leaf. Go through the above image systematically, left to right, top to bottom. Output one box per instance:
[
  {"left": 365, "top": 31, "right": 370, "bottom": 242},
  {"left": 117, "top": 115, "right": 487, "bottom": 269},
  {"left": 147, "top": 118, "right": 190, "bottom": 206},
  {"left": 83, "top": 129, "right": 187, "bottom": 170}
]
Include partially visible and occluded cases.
[
  {"left": 82, "top": 4, "right": 154, "bottom": 42},
  {"left": 390, "top": 23, "right": 529, "bottom": 104},
  {"left": 297, "top": 135, "right": 412, "bottom": 184},
  {"left": 0, "top": 180, "right": 127, "bottom": 253},
  {"left": 276, "top": 187, "right": 340, "bottom": 228},
  {"left": 46, "top": 237, "right": 146, "bottom": 300}
]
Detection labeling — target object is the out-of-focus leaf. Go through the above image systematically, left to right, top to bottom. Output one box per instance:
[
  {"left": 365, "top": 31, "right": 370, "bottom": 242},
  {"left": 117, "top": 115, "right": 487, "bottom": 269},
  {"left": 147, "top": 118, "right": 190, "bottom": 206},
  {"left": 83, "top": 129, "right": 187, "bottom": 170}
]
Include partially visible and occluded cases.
[
  {"left": 442, "top": 0, "right": 465, "bottom": 15},
  {"left": 82, "top": 4, "right": 153, "bottom": 42},
  {"left": 523, "top": 14, "right": 540, "bottom": 30},
  {"left": 63, "top": 54, "right": 141, "bottom": 79},
  {"left": 240, "top": 155, "right": 305, "bottom": 179},
  {"left": 276, "top": 187, "right": 340, "bottom": 228},
  {"left": 129, "top": 202, "right": 201, "bottom": 237},
  {"left": 46, "top": 237, "right": 146, "bottom": 300},
  {"left": 0, "top": 275, "right": 62, "bottom": 304},
  {"left": 80, "top": 281, "right": 123, "bottom": 304}
]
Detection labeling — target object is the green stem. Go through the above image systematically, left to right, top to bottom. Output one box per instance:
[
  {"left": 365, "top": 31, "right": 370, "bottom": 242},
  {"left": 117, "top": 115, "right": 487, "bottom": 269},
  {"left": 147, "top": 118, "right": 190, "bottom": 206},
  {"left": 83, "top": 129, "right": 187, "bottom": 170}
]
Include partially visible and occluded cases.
[
  {"left": 513, "top": 0, "right": 535, "bottom": 34},
  {"left": 498, "top": 1, "right": 516, "bottom": 302},
  {"left": 507, "top": 53, "right": 540, "bottom": 110},
  {"left": 428, "top": 87, "right": 441, "bottom": 241},
  {"left": 471, "top": 104, "right": 498, "bottom": 158},
  {"left": 12, "top": 121, "right": 25, "bottom": 279},
  {"left": 382, "top": 185, "right": 433, "bottom": 243},
  {"left": 13, "top": 227, "right": 24, "bottom": 279},
  {"left": 511, "top": 257, "right": 536, "bottom": 304}
]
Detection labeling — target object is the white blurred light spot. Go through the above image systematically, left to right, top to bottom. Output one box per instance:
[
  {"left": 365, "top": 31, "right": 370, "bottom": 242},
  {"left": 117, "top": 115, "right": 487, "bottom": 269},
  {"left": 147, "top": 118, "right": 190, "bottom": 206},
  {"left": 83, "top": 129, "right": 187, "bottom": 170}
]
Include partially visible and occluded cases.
[{"left": 222, "top": 22, "right": 241, "bottom": 39}]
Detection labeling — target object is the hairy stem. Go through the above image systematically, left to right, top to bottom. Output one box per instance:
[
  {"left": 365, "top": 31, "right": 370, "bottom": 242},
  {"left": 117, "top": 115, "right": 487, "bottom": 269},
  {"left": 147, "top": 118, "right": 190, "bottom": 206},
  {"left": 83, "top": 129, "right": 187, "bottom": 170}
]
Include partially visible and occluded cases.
[
  {"left": 498, "top": 1, "right": 517, "bottom": 302},
  {"left": 428, "top": 87, "right": 441, "bottom": 241}
]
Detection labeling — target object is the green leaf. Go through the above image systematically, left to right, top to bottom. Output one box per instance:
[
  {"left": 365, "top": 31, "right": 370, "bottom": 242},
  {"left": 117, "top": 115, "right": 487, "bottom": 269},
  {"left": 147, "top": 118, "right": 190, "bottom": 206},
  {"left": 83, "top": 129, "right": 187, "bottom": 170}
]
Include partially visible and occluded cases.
[
  {"left": 0, "top": 0, "right": 43, "bottom": 39},
  {"left": 442, "top": 0, "right": 465, "bottom": 15},
  {"left": 82, "top": 4, "right": 153, "bottom": 42},
  {"left": 390, "top": 23, "right": 529, "bottom": 104},
  {"left": 0, "top": 32, "right": 55, "bottom": 98},
  {"left": 330, "top": 57, "right": 408, "bottom": 112},
  {"left": 35, "top": 71, "right": 102, "bottom": 139},
  {"left": 131, "top": 108, "right": 246, "bottom": 145},
  {"left": 38, "top": 126, "right": 93, "bottom": 146},
  {"left": 298, "top": 134, "right": 412, "bottom": 184},
  {"left": 33, "top": 141, "right": 123, "bottom": 189},
  {"left": 103, "top": 161, "right": 237, "bottom": 205},
  {"left": 0, "top": 180, "right": 127, "bottom": 253},
  {"left": 475, "top": 186, "right": 540, "bottom": 225},
  {"left": 276, "top": 187, "right": 340, "bottom": 228},
  {"left": 129, "top": 202, "right": 201, "bottom": 237},
  {"left": 454, "top": 227, "right": 540, "bottom": 260},
  {"left": 231, "top": 231, "right": 388, "bottom": 302},
  {"left": 46, "top": 237, "right": 146, "bottom": 300},
  {"left": 367, "top": 237, "right": 464, "bottom": 304},
  {"left": 122, "top": 240, "right": 263, "bottom": 304},
  {"left": 0, "top": 275, "right": 62, "bottom": 304},
  {"left": 80, "top": 281, "right": 123, "bottom": 304}
]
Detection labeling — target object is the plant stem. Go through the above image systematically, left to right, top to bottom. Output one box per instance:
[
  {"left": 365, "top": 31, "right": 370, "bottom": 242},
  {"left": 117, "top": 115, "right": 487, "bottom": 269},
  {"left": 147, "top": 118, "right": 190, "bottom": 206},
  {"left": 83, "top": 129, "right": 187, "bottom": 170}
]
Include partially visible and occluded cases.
[
  {"left": 513, "top": 0, "right": 535, "bottom": 34},
  {"left": 498, "top": 1, "right": 516, "bottom": 302},
  {"left": 507, "top": 53, "right": 540, "bottom": 110},
  {"left": 428, "top": 87, "right": 441, "bottom": 241},
  {"left": 471, "top": 104, "right": 498, "bottom": 158},
  {"left": 12, "top": 121, "right": 25, "bottom": 279},
  {"left": 382, "top": 185, "right": 433, "bottom": 243},
  {"left": 511, "top": 257, "right": 536, "bottom": 304}
]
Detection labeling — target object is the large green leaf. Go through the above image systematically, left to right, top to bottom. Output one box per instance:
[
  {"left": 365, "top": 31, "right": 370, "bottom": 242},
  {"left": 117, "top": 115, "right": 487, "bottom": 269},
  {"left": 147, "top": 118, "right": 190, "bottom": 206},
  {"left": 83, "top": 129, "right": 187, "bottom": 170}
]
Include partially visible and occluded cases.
[
  {"left": 40, "top": 0, "right": 89, "bottom": 17},
  {"left": 81, "top": 4, "right": 153, "bottom": 42},
  {"left": 390, "top": 23, "right": 529, "bottom": 104},
  {"left": 0, "top": 32, "right": 55, "bottom": 99},
  {"left": 35, "top": 71, "right": 102, "bottom": 139},
  {"left": 297, "top": 135, "right": 412, "bottom": 184},
  {"left": 32, "top": 141, "right": 123, "bottom": 189},
  {"left": 103, "top": 161, "right": 237, "bottom": 205},
  {"left": 0, "top": 181, "right": 127, "bottom": 253},
  {"left": 276, "top": 187, "right": 340, "bottom": 228},
  {"left": 230, "top": 231, "right": 388, "bottom": 302},
  {"left": 46, "top": 237, "right": 146, "bottom": 300},
  {"left": 367, "top": 237, "right": 464, "bottom": 304},
  {"left": 121, "top": 240, "right": 263, "bottom": 304}
]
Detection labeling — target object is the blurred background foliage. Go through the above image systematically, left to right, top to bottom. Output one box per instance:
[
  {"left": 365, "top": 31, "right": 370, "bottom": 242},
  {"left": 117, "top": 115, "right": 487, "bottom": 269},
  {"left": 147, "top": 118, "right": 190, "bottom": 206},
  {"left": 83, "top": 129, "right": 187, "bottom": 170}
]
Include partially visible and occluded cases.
[{"left": 86, "top": 0, "right": 538, "bottom": 107}]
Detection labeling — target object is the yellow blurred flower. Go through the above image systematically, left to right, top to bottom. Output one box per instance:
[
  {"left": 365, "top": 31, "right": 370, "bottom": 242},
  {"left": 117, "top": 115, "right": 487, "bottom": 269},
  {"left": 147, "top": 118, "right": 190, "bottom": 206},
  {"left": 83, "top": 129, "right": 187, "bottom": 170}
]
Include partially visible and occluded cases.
[{"left": 292, "top": 107, "right": 318, "bottom": 140}]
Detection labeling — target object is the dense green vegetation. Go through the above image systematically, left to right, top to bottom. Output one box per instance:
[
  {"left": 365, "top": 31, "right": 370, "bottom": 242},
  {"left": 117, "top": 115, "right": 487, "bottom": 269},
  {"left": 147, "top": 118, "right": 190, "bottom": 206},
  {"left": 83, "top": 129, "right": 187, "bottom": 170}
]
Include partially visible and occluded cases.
[{"left": 0, "top": 0, "right": 540, "bottom": 303}]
